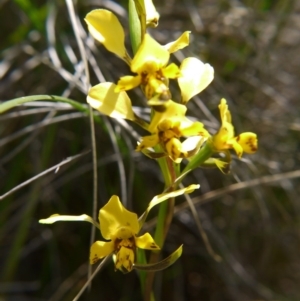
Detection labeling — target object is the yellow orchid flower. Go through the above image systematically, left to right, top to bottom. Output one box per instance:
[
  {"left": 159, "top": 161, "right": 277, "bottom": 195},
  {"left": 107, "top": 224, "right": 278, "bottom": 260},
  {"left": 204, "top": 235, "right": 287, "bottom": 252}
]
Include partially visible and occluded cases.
[
  {"left": 85, "top": 9, "right": 213, "bottom": 102},
  {"left": 85, "top": 9, "right": 213, "bottom": 103},
  {"left": 116, "top": 32, "right": 214, "bottom": 102},
  {"left": 115, "top": 33, "right": 182, "bottom": 100},
  {"left": 86, "top": 83, "right": 210, "bottom": 163},
  {"left": 86, "top": 83, "right": 207, "bottom": 161},
  {"left": 211, "top": 98, "right": 258, "bottom": 157},
  {"left": 137, "top": 100, "right": 209, "bottom": 162},
  {"left": 39, "top": 185, "right": 199, "bottom": 273},
  {"left": 92, "top": 185, "right": 199, "bottom": 271},
  {"left": 90, "top": 195, "right": 159, "bottom": 272}
]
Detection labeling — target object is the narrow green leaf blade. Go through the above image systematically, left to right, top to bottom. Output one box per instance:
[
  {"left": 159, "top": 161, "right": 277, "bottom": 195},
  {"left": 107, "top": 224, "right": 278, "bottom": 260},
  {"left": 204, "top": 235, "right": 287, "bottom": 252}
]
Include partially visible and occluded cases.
[{"left": 134, "top": 245, "right": 183, "bottom": 271}]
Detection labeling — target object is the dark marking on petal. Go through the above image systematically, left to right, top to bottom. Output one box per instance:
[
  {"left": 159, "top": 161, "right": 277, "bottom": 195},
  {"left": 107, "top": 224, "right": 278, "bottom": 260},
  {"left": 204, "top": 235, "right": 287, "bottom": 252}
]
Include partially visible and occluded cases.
[
  {"left": 153, "top": 105, "right": 167, "bottom": 113},
  {"left": 92, "top": 255, "right": 99, "bottom": 264}
]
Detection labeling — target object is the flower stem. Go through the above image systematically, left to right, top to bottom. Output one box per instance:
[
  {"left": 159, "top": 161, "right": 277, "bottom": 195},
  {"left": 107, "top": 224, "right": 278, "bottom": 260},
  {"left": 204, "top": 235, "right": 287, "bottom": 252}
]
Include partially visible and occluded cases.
[{"left": 144, "top": 157, "right": 178, "bottom": 301}]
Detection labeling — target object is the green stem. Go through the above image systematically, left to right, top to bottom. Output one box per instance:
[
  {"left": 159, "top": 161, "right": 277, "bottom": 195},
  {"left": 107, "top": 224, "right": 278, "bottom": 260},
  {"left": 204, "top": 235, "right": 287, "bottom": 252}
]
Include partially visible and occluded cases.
[
  {"left": 144, "top": 142, "right": 215, "bottom": 300},
  {"left": 144, "top": 157, "right": 178, "bottom": 301},
  {"left": 154, "top": 157, "right": 177, "bottom": 247},
  {"left": 2, "top": 184, "right": 41, "bottom": 280},
  {"left": 137, "top": 249, "right": 147, "bottom": 292}
]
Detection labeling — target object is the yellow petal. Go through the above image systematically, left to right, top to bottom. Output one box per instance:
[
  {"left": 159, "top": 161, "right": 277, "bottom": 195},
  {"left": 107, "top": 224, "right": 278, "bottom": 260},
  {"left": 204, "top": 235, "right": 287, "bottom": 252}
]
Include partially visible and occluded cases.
[
  {"left": 145, "top": 0, "right": 160, "bottom": 27},
  {"left": 85, "top": 9, "right": 127, "bottom": 61},
  {"left": 164, "top": 31, "right": 191, "bottom": 53},
  {"left": 131, "top": 34, "right": 170, "bottom": 73},
  {"left": 178, "top": 57, "right": 214, "bottom": 104},
  {"left": 162, "top": 63, "right": 181, "bottom": 79},
  {"left": 115, "top": 75, "right": 141, "bottom": 92},
  {"left": 87, "top": 82, "right": 135, "bottom": 121},
  {"left": 219, "top": 98, "right": 232, "bottom": 124},
  {"left": 148, "top": 100, "right": 187, "bottom": 133},
  {"left": 180, "top": 121, "right": 209, "bottom": 137},
  {"left": 223, "top": 121, "right": 235, "bottom": 140},
  {"left": 212, "top": 125, "right": 233, "bottom": 151},
  {"left": 234, "top": 132, "right": 258, "bottom": 155},
  {"left": 136, "top": 134, "right": 159, "bottom": 151},
  {"left": 181, "top": 136, "right": 204, "bottom": 153},
  {"left": 165, "top": 138, "right": 183, "bottom": 161},
  {"left": 230, "top": 139, "right": 244, "bottom": 158},
  {"left": 211, "top": 158, "right": 230, "bottom": 174},
  {"left": 138, "top": 184, "right": 200, "bottom": 227},
  {"left": 99, "top": 195, "right": 139, "bottom": 240},
  {"left": 39, "top": 214, "right": 100, "bottom": 229},
  {"left": 135, "top": 233, "right": 160, "bottom": 250},
  {"left": 90, "top": 240, "right": 114, "bottom": 264}
]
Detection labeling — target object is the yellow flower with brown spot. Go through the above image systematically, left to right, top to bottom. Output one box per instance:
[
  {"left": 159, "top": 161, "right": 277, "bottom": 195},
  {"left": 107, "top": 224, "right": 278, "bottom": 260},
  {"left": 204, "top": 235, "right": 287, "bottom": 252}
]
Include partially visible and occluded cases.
[
  {"left": 85, "top": 9, "right": 214, "bottom": 102},
  {"left": 112, "top": 32, "right": 214, "bottom": 102},
  {"left": 115, "top": 33, "right": 182, "bottom": 100},
  {"left": 86, "top": 83, "right": 211, "bottom": 162},
  {"left": 212, "top": 98, "right": 258, "bottom": 157},
  {"left": 137, "top": 100, "right": 209, "bottom": 162},
  {"left": 39, "top": 185, "right": 200, "bottom": 273},
  {"left": 90, "top": 195, "right": 159, "bottom": 272}
]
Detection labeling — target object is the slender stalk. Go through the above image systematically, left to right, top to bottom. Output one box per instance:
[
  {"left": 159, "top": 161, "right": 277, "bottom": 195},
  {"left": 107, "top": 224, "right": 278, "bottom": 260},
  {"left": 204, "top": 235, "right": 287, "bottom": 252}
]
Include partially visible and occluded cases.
[
  {"left": 144, "top": 142, "right": 215, "bottom": 300},
  {"left": 144, "top": 157, "right": 177, "bottom": 301}
]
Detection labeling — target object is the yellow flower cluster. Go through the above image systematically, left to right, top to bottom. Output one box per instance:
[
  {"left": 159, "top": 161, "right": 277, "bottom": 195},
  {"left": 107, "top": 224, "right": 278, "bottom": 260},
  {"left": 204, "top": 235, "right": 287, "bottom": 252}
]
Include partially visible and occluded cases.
[
  {"left": 40, "top": 0, "right": 258, "bottom": 276},
  {"left": 85, "top": 7, "right": 257, "bottom": 169}
]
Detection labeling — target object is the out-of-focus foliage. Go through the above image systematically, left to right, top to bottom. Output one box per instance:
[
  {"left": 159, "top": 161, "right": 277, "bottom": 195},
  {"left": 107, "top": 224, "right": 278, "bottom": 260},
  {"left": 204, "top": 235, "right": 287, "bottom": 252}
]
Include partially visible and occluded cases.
[{"left": 0, "top": 0, "right": 300, "bottom": 300}]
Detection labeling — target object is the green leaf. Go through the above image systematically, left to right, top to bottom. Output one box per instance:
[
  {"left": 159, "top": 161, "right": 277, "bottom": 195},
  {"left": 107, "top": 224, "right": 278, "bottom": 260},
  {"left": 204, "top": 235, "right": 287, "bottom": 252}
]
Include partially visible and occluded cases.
[
  {"left": 13, "top": 0, "right": 47, "bottom": 31},
  {"left": 129, "top": 0, "right": 146, "bottom": 54},
  {"left": 129, "top": 0, "right": 141, "bottom": 54},
  {"left": 0, "top": 95, "right": 101, "bottom": 123},
  {"left": 0, "top": 95, "right": 79, "bottom": 113},
  {"left": 134, "top": 245, "right": 183, "bottom": 271}
]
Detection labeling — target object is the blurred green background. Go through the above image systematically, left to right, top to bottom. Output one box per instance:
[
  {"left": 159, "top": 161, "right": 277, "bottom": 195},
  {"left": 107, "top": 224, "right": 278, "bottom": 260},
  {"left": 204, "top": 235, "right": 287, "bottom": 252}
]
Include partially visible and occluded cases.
[{"left": 1, "top": 0, "right": 300, "bottom": 300}]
